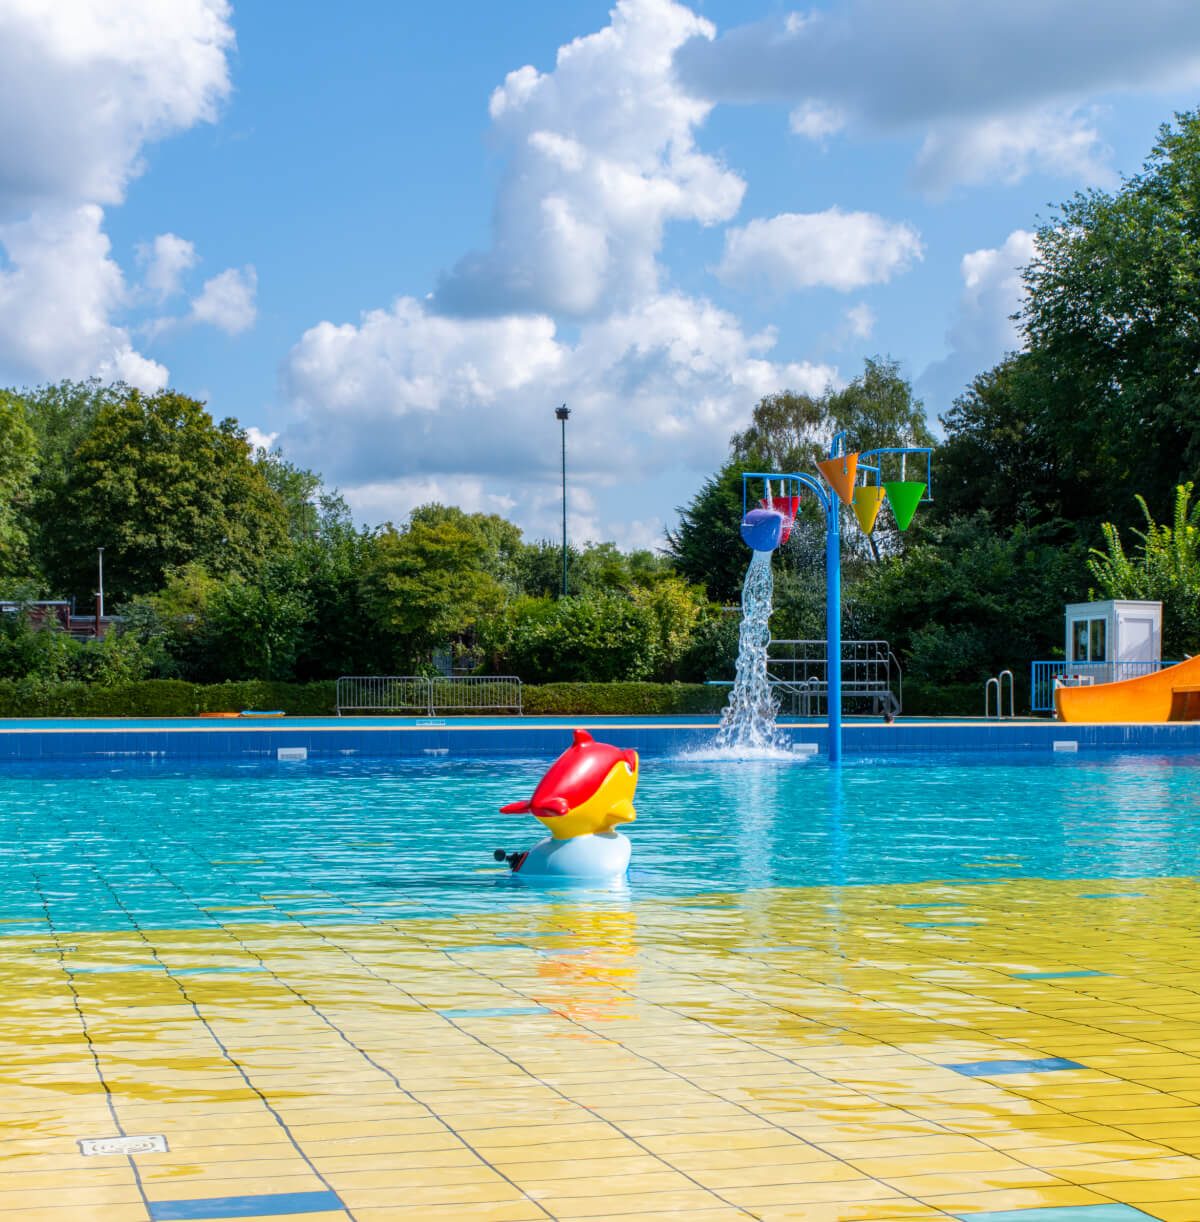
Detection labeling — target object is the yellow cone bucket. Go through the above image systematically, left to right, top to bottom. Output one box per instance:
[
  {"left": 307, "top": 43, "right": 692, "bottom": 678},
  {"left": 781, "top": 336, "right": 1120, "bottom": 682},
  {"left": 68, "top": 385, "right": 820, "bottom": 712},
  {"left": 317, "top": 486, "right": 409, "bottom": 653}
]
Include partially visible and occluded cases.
[
  {"left": 817, "top": 452, "right": 859, "bottom": 506},
  {"left": 884, "top": 480, "right": 925, "bottom": 531},
  {"left": 851, "top": 485, "right": 886, "bottom": 534}
]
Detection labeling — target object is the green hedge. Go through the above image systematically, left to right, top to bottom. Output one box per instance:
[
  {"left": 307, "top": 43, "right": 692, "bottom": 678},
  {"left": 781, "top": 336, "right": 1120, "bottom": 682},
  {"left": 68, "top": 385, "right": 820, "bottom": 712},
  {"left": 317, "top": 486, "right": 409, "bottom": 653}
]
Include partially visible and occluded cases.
[
  {"left": 0, "top": 677, "right": 1000, "bottom": 718},
  {"left": 0, "top": 678, "right": 727, "bottom": 718},
  {"left": 522, "top": 682, "right": 726, "bottom": 716}
]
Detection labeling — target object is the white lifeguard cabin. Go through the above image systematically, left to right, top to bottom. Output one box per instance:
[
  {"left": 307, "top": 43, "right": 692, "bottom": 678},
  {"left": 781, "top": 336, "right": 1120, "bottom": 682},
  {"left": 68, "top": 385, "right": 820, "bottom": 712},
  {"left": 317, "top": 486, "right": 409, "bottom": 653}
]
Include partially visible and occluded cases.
[{"left": 1063, "top": 599, "right": 1162, "bottom": 684}]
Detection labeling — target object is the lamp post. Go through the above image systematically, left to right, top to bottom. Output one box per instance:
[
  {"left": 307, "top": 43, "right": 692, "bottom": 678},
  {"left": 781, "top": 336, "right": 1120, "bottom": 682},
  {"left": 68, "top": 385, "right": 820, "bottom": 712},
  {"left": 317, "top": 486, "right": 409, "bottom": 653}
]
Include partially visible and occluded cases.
[
  {"left": 555, "top": 404, "right": 570, "bottom": 597},
  {"left": 97, "top": 547, "right": 105, "bottom": 620}
]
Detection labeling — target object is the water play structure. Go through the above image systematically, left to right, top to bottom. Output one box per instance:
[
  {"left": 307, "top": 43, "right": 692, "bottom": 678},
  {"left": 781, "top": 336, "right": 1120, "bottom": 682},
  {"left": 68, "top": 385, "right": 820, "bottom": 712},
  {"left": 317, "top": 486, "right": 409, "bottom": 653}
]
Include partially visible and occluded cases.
[
  {"left": 731, "top": 433, "right": 932, "bottom": 760},
  {"left": 496, "top": 729, "right": 638, "bottom": 877}
]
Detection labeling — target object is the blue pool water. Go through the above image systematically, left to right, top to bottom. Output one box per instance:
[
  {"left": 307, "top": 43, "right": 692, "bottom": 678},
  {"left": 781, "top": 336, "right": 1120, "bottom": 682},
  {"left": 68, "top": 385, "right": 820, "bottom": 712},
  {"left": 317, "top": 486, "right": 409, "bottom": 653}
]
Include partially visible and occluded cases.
[{"left": 0, "top": 751, "right": 1196, "bottom": 934}]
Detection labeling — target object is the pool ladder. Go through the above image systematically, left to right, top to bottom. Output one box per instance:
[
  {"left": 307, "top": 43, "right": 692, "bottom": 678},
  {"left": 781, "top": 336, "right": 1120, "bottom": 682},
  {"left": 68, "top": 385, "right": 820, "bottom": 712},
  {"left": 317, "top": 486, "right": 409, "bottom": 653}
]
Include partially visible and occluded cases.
[{"left": 985, "top": 670, "right": 1015, "bottom": 719}]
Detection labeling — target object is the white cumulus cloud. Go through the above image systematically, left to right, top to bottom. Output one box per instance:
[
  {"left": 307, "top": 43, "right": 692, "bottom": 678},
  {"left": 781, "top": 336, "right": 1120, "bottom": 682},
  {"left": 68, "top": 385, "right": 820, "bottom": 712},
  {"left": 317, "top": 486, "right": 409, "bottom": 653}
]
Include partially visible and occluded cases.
[
  {"left": 0, "top": 0, "right": 235, "bottom": 387},
  {"left": 434, "top": 0, "right": 744, "bottom": 318},
  {"left": 676, "top": 0, "right": 1200, "bottom": 190},
  {"left": 914, "top": 108, "right": 1114, "bottom": 195},
  {"left": 0, "top": 205, "right": 166, "bottom": 391},
  {"left": 716, "top": 208, "right": 923, "bottom": 295},
  {"left": 917, "top": 228, "right": 1037, "bottom": 412},
  {"left": 138, "top": 233, "right": 199, "bottom": 302},
  {"left": 190, "top": 266, "right": 258, "bottom": 335},
  {"left": 282, "top": 292, "right": 835, "bottom": 536}
]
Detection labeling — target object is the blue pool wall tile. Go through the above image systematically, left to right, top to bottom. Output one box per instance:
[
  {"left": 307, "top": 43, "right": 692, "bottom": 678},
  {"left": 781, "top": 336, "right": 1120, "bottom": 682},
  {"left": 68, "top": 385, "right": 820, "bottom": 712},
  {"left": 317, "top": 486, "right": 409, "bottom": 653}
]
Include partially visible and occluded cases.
[{"left": 0, "top": 716, "right": 1197, "bottom": 759}]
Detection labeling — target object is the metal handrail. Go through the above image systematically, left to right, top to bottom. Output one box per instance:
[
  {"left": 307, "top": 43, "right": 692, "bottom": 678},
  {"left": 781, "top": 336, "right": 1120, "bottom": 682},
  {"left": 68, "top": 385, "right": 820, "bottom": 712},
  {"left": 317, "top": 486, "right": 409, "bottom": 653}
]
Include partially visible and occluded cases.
[
  {"left": 767, "top": 640, "right": 900, "bottom": 716},
  {"left": 985, "top": 670, "right": 1015, "bottom": 718}
]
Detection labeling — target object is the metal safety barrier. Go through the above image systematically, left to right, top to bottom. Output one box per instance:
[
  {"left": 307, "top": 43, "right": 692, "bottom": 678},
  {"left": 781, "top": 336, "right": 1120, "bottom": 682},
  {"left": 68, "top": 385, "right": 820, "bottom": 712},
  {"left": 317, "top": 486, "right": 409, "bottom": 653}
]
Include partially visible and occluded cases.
[
  {"left": 767, "top": 640, "right": 901, "bottom": 717},
  {"left": 335, "top": 675, "right": 523, "bottom": 716}
]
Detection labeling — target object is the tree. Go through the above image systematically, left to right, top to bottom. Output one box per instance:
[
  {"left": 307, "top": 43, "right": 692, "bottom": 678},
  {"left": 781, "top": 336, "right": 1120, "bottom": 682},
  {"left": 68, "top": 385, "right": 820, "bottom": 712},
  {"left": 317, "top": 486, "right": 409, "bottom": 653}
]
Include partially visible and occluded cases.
[
  {"left": 1015, "top": 111, "right": 1200, "bottom": 530},
  {"left": 672, "top": 357, "right": 933, "bottom": 599},
  {"left": 731, "top": 357, "right": 933, "bottom": 472},
  {"left": 38, "top": 388, "right": 289, "bottom": 601},
  {"left": 0, "top": 390, "right": 37, "bottom": 579},
  {"left": 666, "top": 457, "right": 758, "bottom": 604},
  {"left": 1088, "top": 484, "right": 1200, "bottom": 657},
  {"left": 363, "top": 509, "right": 509, "bottom": 668},
  {"left": 858, "top": 514, "right": 1085, "bottom": 713},
  {"left": 499, "top": 593, "right": 663, "bottom": 683}
]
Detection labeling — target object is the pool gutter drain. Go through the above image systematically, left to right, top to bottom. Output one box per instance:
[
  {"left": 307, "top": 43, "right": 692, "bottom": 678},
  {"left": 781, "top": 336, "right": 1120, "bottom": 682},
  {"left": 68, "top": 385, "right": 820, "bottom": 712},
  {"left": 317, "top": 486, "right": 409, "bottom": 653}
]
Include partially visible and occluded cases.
[{"left": 79, "top": 1134, "right": 168, "bottom": 1156}]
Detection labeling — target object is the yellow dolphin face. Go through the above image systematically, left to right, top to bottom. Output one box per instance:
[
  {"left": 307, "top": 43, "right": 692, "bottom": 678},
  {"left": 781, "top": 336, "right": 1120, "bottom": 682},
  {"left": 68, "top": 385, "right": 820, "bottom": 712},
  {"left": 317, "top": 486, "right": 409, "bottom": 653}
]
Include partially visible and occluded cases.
[{"left": 538, "top": 758, "right": 638, "bottom": 840}]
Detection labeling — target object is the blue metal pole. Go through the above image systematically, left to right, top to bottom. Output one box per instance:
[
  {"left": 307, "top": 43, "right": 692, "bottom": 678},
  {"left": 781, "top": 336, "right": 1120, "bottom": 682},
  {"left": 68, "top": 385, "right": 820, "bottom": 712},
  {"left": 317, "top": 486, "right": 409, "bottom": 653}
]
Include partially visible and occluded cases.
[{"left": 826, "top": 491, "right": 842, "bottom": 764}]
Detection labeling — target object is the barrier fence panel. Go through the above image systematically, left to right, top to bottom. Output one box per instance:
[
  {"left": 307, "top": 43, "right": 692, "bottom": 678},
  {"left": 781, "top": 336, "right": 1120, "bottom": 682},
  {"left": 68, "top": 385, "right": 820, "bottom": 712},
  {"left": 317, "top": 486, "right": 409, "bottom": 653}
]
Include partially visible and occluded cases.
[
  {"left": 767, "top": 640, "right": 901, "bottom": 717},
  {"left": 1029, "top": 660, "right": 1173, "bottom": 713},
  {"left": 335, "top": 675, "right": 523, "bottom": 716},
  {"left": 428, "top": 675, "right": 523, "bottom": 715}
]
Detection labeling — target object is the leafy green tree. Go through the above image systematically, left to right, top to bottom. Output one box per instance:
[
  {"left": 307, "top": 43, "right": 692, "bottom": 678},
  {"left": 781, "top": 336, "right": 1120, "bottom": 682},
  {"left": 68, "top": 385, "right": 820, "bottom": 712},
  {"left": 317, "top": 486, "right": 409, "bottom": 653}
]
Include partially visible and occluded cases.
[
  {"left": 1014, "top": 111, "right": 1200, "bottom": 530},
  {"left": 731, "top": 357, "right": 933, "bottom": 472},
  {"left": 934, "top": 357, "right": 1054, "bottom": 530},
  {"left": 38, "top": 388, "right": 288, "bottom": 601},
  {"left": 0, "top": 391, "right": 38, "bottom": 579},
  {"left": 255, "top": 447, "right": 323, "bottom": 540},
  {"left": 666, "top": 457, "right": 758, "bottom": 604},
  {"left": 1088, "top": 484, "right": 1200, "bottom": 657},
  {"left": 409, "top": 504, "right": 524, "bottom": 595},
  {"left": 364, "top": 510, "right": 508, "bottom": 668},
  {"left": 859, "top": 514, "right": 1085, "bottom": 712},
  {"left": 191, "top": 575, "right": 312, "bottom": 682},
  {"left": 629, "top": 576, "right": 708, "bottom": 680},
  {"left": 500, "top": 593, "right": 662, "bottom": 683}
]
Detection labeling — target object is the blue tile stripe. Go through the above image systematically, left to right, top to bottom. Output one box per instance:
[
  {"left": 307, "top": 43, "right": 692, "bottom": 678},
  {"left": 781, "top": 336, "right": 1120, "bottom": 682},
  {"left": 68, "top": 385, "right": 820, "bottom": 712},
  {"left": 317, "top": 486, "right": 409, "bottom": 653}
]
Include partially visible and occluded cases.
[
  {"left": 0, "top": 715, "right": 1198, "bottom": 760},
  {"left": 1079, "top": 892, "right": 1147, "bottom": 899},
  {"left": 905, "top": 921, "right": 982, "bottom": 928},
  {"left": 440, "top": 944, "right": 528, "bottom": 953},
  {"left": 1012, "top": 970, "right": 1109, "bottom": 980},
  {"left": 437, "top": 1005, "right": 551, "bottom": 1018},
  {"left": 947, "top": 1056, "right": 1084, "bottom": 1077},
  {"left": 148, "top": 1190, "right": 344, "bottom": 1219},
  {"left": 953, "top": 1203, "right": 1158, "bottom": 1221}
]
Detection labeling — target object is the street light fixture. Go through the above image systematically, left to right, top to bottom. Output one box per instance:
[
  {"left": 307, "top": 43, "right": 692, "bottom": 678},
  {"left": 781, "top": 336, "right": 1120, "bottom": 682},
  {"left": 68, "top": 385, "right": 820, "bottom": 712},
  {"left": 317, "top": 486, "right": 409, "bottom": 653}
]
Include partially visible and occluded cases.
[
  {"left": 555, "top": 405, "right": 570, "bottom": 597},
  {"left": 97, "top": 547, "right": 105, "bottom": 620}
]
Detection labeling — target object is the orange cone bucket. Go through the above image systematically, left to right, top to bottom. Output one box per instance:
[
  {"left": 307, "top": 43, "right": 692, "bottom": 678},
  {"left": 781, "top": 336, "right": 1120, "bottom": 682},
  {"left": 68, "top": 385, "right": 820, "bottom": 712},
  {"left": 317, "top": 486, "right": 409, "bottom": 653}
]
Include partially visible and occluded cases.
[{"left": 817, "top": 453, "right": 859, "bottom": 506}]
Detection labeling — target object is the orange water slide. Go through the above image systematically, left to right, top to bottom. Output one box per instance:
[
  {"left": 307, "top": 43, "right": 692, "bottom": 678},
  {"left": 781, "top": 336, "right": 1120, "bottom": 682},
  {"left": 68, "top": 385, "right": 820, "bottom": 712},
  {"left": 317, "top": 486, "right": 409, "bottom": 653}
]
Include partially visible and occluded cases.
[{"left": 1055, "top": 655, "right": 1200, "bottom": 723}]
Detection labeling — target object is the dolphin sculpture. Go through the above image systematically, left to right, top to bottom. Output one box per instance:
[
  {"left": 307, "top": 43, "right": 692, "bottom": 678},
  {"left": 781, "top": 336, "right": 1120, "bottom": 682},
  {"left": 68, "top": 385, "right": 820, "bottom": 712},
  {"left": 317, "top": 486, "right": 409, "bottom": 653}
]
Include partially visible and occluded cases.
[{"left": 495, "top": 730, "right": 637, "bottom": 878}]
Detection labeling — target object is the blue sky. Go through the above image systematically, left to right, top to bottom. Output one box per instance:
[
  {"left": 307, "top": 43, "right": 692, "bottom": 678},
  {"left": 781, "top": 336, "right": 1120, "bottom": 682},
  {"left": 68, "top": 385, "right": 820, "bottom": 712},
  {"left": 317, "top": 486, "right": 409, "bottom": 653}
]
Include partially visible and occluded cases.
[{"left": 1, "top": 1, "right": 1198, "bottom": 548}]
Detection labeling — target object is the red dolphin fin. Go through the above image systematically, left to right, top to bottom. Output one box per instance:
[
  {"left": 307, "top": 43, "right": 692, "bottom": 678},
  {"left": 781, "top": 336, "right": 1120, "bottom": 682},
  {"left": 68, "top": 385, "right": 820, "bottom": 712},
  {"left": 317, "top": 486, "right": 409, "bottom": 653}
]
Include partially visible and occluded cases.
[
  {"left": 572, "top": 729, "right": 594, "bottom": 746},
  {"left": 622, "top": 749, "right": 638, "bottom": 770},
  {"left": 533, "top": 797, "right": 569, "bottom": 817},
  {"left": 500, "top": 800, "right": 532, "bottom": 814}
]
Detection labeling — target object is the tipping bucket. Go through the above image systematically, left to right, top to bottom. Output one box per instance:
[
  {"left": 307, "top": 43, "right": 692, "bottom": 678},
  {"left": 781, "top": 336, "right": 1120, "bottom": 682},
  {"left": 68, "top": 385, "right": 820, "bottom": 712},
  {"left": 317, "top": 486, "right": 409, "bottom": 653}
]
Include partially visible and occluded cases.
[
  {"left": 816, "top": 453, "right": 859, "bottom": 506},
  {"left": 884, "top": 481, "right": 925, "bottom": 531},
  {"left": 851, "top": 486, "right": 886, "bottom": 534},
  {"left": 760, "top": 494, "right": 800, "bottom": 543}
]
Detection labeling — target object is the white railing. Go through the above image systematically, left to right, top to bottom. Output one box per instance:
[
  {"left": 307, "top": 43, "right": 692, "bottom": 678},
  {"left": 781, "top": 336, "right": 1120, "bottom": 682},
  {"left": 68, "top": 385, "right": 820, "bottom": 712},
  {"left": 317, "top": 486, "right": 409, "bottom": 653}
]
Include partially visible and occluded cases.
[{"left": 335, "top": 675, "right": 523, "bottom": 716}]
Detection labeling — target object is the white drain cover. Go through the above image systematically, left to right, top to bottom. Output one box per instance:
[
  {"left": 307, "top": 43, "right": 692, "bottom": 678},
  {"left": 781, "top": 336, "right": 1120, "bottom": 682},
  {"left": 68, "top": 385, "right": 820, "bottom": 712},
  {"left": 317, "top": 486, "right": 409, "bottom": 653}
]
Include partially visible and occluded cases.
[
  {"left": 277, "top": 747, "right": 307, "bottom": 761},
  {"left": 78, "top": 1134, "right": 168, "bottom": 1156}
]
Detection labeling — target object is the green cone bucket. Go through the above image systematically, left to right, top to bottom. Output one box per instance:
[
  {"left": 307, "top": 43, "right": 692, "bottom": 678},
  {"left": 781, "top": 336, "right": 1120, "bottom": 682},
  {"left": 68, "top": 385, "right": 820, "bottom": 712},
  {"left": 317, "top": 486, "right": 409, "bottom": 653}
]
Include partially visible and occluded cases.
[{"left": 884, "top": 481, "right": 925, "bottom": 531}]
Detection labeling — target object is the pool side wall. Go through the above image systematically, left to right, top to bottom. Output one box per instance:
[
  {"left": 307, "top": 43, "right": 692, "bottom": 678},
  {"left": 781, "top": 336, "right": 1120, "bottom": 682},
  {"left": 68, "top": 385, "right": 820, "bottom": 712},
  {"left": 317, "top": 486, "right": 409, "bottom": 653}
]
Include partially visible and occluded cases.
[{"left": 0, "top": 717, "right": 1197, "bottom": 759}]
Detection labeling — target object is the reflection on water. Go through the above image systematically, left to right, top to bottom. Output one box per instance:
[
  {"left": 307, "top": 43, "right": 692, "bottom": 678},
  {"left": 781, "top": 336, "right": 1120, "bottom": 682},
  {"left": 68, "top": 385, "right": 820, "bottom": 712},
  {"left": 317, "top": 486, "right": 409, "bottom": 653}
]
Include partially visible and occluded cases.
[{"left": 0, "top": 752, "right": 1196, "bottom": 932}]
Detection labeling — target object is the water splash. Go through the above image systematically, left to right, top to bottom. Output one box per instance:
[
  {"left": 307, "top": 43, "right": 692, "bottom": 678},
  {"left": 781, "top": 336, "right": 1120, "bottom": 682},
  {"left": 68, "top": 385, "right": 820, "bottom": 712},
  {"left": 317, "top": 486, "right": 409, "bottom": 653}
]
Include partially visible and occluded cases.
[{"left": 715, "top": 550, "right": 790, "bottom": 754}]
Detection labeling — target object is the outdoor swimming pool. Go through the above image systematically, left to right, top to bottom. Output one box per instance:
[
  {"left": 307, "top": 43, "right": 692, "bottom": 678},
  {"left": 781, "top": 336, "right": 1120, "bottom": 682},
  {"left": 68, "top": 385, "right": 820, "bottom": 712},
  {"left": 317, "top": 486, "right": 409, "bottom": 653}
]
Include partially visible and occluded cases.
[
  {"left": 5, "top": 749, "right": 1200, "bottom": 1221},
  {"left": 0, "top": 751, "right": 1197, "bottom": 934}
]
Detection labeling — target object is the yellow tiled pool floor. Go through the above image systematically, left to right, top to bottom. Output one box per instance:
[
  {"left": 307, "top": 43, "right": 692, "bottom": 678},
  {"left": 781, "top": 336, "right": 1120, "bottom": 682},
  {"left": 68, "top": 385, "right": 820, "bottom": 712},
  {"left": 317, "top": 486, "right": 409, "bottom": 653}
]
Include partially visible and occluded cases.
[{"left": 4, "top": 878, "right": 1200, "bottom": 1221}]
